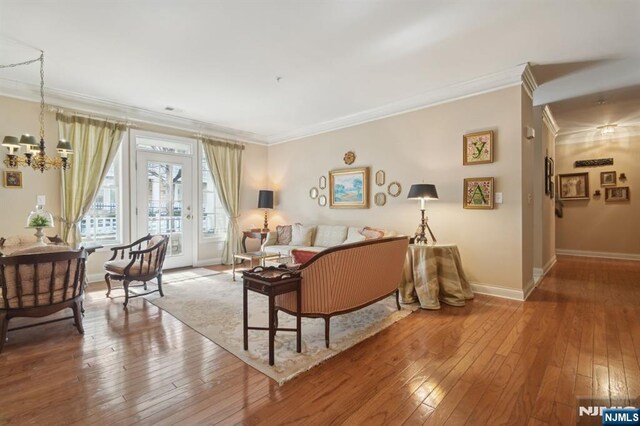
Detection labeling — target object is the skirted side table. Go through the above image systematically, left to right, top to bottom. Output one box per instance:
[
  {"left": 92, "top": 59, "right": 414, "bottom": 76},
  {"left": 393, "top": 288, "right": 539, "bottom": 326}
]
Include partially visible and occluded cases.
[{"left": 400, "top": 244, "right": 474, "bottom": 310}]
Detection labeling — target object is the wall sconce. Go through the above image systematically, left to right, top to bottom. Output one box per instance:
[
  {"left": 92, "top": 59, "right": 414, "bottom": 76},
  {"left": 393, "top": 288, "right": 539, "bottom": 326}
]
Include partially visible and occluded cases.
[
  {"left": 619, "top": 173, "right": 627, "bottom": 181},
  {"left": 593, "top": 190, "right": 601, "bottom": 197}
]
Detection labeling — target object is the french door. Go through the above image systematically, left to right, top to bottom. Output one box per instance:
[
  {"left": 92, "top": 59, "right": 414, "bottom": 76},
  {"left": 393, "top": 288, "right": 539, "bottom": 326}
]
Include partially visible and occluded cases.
[{"left": 135, "top": 151, "right": 193, "bottom": 269}]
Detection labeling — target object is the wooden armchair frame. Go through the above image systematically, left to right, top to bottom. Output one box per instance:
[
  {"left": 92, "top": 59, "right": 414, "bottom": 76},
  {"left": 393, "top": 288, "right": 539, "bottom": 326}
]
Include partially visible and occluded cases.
[
  {"left": 104, "top": 234, "right": 169, "bottom": 309},
  {"left": 0, "top": 249, "right": 86, "bottom": 353}
]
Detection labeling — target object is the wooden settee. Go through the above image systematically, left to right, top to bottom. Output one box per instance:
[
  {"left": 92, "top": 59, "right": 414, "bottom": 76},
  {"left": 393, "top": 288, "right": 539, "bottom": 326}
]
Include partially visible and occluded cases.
[{"left": 275, "top": 236, "right": 409, "bottom": 347}]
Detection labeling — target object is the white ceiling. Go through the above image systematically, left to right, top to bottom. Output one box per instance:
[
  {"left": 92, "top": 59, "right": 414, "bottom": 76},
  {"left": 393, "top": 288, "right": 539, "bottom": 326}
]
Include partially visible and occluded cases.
[{"left": 1, "top": 0, "right": 639, "bottom": 143}]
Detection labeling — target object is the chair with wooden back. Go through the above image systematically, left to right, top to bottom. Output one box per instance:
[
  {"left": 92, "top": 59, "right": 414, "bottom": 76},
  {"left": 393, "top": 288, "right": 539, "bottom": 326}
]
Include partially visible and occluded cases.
[
  {"left": 104, "top": 234, "right": 169, "bottom": 309},
  {"left": 0, "top": 246, "right": 86, "bottom": 353}
]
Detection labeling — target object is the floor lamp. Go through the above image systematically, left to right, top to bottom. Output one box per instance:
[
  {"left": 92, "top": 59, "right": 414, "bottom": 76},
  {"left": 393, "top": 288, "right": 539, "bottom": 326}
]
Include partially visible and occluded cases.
[{"left": 407, "top": 184, "right": 438, "bottom": 245}]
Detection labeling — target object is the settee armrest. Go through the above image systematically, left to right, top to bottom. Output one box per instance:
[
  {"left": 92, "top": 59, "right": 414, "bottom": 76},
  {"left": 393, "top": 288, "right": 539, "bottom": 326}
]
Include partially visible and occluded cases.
[{"left": 261, "top": 231, "right": 278, "bottom": 250}]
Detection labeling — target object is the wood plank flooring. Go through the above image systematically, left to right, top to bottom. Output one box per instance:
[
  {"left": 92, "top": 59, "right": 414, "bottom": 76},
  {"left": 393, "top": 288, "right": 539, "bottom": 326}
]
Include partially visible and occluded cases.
[{"left": 0, "top": 256, "right": 639, "bottom": 425}]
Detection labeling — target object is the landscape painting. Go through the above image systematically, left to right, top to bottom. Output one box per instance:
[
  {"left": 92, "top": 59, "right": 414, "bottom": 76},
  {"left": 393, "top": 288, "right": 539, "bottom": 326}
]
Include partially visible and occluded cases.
[{"left": 329, "top": 167, "right": 369, "bottom": 208}]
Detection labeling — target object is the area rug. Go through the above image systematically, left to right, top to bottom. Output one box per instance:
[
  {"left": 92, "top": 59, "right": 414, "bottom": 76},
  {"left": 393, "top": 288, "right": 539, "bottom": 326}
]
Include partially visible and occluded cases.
[{"left": 147, "top": 269, "right": 417, "bottom": 385}]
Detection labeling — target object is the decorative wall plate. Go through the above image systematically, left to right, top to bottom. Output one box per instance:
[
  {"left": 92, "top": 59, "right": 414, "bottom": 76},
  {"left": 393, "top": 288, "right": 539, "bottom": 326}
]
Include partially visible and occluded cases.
[
  {"left": 343, "top": 151, "right": 356, "bottom": 165},
  {"left": 375, "top": 170, "right": 385, "bottom": 186},
  {"left": 319, "top": 176, "right": 326, "bottom": 189},
  {"left": 387, "top": 181, "right": 402, "bottom": 197},
  {"left": 309, "top": 187, "right": 319, "bottom": 199},
  {"left": 374, "top": 192, "right": 387, "bottom": 206},
  {"left": 318, "top": 195, "right": 327, "bottom": 207}
]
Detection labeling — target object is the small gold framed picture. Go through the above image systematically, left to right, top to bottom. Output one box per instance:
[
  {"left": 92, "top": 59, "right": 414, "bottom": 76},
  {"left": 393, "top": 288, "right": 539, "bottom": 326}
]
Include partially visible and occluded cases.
[
  {"left": 463, "top": 130, "right": 494, "bottom": 165},
  {"left": 329, "top": 167, "right": 370, "bottom": 209},
  {"left": 3, "top": 171, "right": 22, "bottom": 188},
  {"left": 600, "top": 171, "right": 616, "bottom": 186},
  {"left": 463, "top": 177, "right": 494, "bottom": 209}
]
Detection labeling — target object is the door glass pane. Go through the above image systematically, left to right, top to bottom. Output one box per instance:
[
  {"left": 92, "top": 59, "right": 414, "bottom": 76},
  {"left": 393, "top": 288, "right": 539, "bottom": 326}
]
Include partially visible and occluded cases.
[{"left": 147, "top": 161, "right": 183, "bottom": 256}]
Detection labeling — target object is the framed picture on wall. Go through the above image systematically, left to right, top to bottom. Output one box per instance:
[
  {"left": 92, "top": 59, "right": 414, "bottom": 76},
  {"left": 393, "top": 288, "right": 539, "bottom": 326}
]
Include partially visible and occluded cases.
[
  {"left": 463, "top": 130, "right": 494, "bottom": 165},
  {"left": 329, "top": 167, "right": 370, "bottom": 208},
  {"left": 3, "top": 171, "right": 22, "bottom": 188},
  {"left": 600, "top": 171, "right": 617, "bottom": 186},
  {"left": 557, "top": 172, "right": 589, "bottom": 200},
  {"left": 463, "top": 177, "right": 494, "bottom": 209},
  {"left": 605, "top": 186, "right": 629, "bottom": 202}
]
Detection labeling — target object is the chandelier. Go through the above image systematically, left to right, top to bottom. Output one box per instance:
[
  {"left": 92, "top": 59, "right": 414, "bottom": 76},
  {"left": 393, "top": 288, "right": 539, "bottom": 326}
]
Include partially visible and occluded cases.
[{"left": 1, "top": 52, "right": 72, "bottom": 172}]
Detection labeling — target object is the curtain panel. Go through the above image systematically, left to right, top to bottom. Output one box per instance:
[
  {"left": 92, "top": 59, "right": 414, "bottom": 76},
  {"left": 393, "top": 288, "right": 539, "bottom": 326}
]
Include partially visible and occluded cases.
[
  {"left": 57, "top": 113, "right": 127, "bottom": 244},
  {"left": 202, "top": 138, "right": 244, "bottom": 264}
]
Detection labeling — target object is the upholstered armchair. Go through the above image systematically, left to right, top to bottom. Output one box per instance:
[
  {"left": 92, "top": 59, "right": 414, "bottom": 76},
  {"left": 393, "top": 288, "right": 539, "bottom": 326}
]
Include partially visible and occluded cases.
[
  {"left": 104, "top": 234, "right": 169, "bottom": 309},
  {"left": 0, "top": 246, "right": 86, "bottom": 353}
]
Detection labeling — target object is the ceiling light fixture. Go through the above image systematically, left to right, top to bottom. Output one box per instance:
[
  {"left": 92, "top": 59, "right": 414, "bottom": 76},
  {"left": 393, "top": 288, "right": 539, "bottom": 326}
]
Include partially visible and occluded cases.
[
  {"left": 1, "top": 52, "right": 72, "bottom": 172},
  {"left": 597, "top": 124, "right": 617, "bottom": 135}
]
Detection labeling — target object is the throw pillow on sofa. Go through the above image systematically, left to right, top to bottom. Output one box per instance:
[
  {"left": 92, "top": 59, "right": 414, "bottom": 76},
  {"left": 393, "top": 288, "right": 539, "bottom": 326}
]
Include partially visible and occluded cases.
[
  {"left": 291, "top": 223, "right": 315, "bottom": 246},
  {"left": 276, "top": 225, "right": 292, "bottom": 245},
  {"left": 342, "top": 226, "right": 366, "bottom": 244},
  {"left": 360, "top": 226, "right": 385, "bottom": 240},
  {"left": 291, "top": 249, "right": 318, "bottom": 264}
]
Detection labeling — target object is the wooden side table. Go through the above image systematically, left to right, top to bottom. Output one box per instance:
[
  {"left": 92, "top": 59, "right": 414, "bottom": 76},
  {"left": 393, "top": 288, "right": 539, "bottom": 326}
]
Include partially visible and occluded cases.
[
  {"left": 242, "top": 230, "right": 269, "bottom": 253},
  {"left": 242, "top": 266, "right": 302, "bottom": 366}
]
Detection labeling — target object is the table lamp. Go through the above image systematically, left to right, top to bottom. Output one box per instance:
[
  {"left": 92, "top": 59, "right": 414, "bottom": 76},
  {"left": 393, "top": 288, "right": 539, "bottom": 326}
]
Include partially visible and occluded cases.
[
  {"left": 407, "top": 184, "right": 438, "bottom": 244},
  {"left": 258, "top": 190, "right": 274, "bottom": 231}
]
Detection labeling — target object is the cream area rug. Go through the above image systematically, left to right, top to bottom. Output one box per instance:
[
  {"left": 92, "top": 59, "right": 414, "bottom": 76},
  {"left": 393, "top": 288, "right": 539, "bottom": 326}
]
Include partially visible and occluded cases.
[{"left": 146, "top": 269, "right": 417, "bottom": 385}]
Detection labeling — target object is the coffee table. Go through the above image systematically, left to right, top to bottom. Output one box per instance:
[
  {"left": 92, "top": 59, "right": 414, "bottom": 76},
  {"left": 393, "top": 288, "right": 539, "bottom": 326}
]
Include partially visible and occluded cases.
[{"left": 232, "top": 251, "right": 282, "bottom": 281}]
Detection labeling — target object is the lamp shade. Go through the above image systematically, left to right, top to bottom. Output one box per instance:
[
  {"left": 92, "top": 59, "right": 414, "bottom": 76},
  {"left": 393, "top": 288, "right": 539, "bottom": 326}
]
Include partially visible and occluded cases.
[
  {"left": 19, "top": 134, "right": 38, "bottom": 148},
  {"left": 2, "top": 136, "right": 20, "bottom": 148},
  {"left": 56, "top": 139, "right": 72, "bottom": 153},
  {"left": 407, "top": 184, "right": 439, "bottom": 200},
  {"left": 258, "top": 190, "right": 274, "bottom": 209}
]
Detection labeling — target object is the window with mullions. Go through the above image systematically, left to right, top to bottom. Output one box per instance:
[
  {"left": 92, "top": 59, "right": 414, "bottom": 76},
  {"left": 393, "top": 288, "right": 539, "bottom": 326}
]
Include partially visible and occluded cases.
[
  {"left": 201, "top": 151, "right": 228, "bottom": 239},
  {"left": 80, "top": 154, "right": 121, "bottom": 244}
]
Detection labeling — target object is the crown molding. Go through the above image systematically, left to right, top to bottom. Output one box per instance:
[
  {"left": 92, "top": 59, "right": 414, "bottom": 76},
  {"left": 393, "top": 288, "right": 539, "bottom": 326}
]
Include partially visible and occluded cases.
[
  {"left": 1, "top": 63, "right": 536, "bottom": 147},
  {"left": 268, "top": 63, "right": 532, "bottom": 144},
  {"left": 521, "top": 63, "right": 538, "bottom": 100},
  {"left": 0, "top": 78, "right": 268, "bottom": 146},
  {"left": 542, "top": 105, "right": 560, "bottom": 135},
  {"left": 556, "top": 125, "right": 640, "bottom": 145}
]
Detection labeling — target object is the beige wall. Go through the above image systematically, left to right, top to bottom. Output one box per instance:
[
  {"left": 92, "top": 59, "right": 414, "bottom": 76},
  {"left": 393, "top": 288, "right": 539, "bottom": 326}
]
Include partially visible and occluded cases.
[
  {"left": 267, "top": 86, "right": 529, "bottom": 291},
  {"left": 520, "top": 87, "right": 534, "bottom": 289},
  {"left": 0, "top": 95, "right": 268, "bottom": 277},
  {"left": 0, "top": 97, "right": 61, "bottom": 236},
  {"left": 555, "top": 134, "right": 640, "bottom": 255}
]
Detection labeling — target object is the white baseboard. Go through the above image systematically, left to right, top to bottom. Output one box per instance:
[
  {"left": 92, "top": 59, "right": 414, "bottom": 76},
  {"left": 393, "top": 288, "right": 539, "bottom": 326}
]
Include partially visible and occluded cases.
[
  {"left": 556, "top": 249, "right": 640, "bottom": 261},
  {"left": 532, "top": 255, "right": 557, "bottom": 286},
  {"left": 194, "top": 258, "right": 222, "bottom": 267},
  {"left": 87, "top": 273, "right": 105, "bottom": 284},
  {"left": 523, "top": 278, "right": 535, "bottom": 300},
  {"left": 470, "top": 282, "right": 525, "bottom": 301}
]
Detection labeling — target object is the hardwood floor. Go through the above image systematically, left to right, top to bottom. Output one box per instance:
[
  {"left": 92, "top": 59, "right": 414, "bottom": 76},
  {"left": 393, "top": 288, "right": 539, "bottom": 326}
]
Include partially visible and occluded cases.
[{"left": 0, "top": 256, "right": 639, "bottom": 425}]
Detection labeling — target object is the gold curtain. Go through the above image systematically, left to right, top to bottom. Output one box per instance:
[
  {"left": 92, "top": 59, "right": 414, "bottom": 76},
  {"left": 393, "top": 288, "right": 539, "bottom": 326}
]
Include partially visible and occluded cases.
[
  {"left": 57, "top": 113, "right": 127, "bottom": 244},
  {"left": 202, "top": 138, "right": 244, "bottom": 264}
]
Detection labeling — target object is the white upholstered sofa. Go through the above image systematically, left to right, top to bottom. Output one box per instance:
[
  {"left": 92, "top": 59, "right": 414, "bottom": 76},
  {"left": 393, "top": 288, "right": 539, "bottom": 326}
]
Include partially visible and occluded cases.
[{"left": 261, "top": 224, "right": 396, "bottom": 257}]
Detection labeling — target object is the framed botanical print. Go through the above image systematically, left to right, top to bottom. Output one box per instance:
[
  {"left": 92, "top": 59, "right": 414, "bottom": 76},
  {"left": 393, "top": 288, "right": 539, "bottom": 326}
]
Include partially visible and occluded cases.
[
  {"left": 463, "top": 130, "right": 494, "bottom": 165},
  {"left": 329, "top": 167, "right": 369, "bottom": 208},
  {"left": 3, "top": 171, "right": 22, "bottom": 188},
  {"left": 600, "top": 171, "right": 616, "bottom": 186},
  {"left": 558, "top": 173, "right": 589, "bottom": 200},
  {"left": 463, "top": 177, "right": 494, "bottom": 209},
  {"left": 605, "top": 186, "right": 629, "bottom": 202}
]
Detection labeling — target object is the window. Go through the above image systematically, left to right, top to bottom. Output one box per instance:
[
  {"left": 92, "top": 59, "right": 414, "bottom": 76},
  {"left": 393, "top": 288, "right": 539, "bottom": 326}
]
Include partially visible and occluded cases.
[
  {"left": 201, "top": 151, "right": 228, "bottom": 239},
  {"left": 80, "top": 153, "right": 121, "bottom": 244}
]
